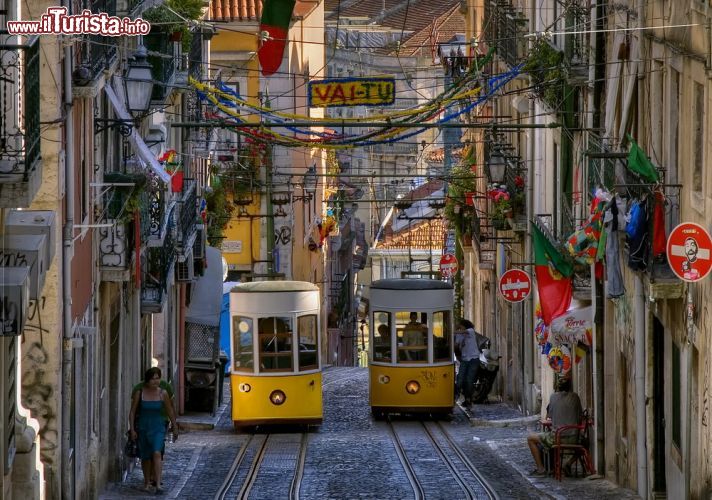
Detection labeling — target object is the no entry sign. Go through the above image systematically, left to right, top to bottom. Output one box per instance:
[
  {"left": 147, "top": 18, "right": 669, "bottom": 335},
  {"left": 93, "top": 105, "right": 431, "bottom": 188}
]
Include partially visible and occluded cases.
[
  {"left": 667, "top": 222, "right": 712, "bottom": 282},
  {"left": 439, "top": 253, "right": 459, "bottom": 277},
  {"left": 499, "top": 269, "right": 532, "bottom": 302}
]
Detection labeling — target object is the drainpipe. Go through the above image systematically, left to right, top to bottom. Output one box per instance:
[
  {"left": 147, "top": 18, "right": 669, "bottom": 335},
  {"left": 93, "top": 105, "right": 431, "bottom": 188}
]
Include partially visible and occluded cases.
[
  {"left": 526, "top": 0, "right": 536, "bottom": 412},
  {"left": 634, "top": 0, "right": 648, "bottom": 497},
  {"left": 61, "top": 6, "right": 76, "bottom": 498},
  {"left": 634, "top": 276, "right": 647, "bottom": 497}
]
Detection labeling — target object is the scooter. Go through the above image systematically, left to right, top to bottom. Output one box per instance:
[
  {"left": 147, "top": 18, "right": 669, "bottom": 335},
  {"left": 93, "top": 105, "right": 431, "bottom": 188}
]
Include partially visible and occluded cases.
[{"left": 471, "top": 339, "right": 500, "bottom": 403}]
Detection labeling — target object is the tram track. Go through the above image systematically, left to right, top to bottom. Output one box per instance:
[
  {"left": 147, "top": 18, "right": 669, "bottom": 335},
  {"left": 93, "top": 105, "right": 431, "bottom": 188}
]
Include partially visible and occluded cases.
[
  {"left": 387, "top": 419, "right": 499, "bottom": 500},
  {"left": 214, "top": 432, "right": 309, "bottom": 500}
]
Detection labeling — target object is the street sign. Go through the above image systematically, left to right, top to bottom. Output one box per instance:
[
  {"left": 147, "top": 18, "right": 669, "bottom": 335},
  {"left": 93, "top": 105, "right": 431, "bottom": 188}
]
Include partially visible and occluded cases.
[
  {"left": 666, "top": 222, "right": 712, "bottom": 282},
  {"left": 439, "top": 253, "right": 459, "bottom": 277},
  {"left": 499, "top": 269, "right": 531, "bottom": 302}
]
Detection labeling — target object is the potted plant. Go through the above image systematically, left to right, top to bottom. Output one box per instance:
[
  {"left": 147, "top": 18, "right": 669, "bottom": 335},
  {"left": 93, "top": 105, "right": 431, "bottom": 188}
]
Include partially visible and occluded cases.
[{"left": 141, "top": 0, "right": 203, "bottom": 51}]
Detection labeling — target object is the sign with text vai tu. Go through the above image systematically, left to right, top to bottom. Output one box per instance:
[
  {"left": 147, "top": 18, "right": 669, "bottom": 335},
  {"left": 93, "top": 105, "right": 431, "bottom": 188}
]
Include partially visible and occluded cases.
[
  {"left": 308, "top": 77, "right": 396, "bottom": 107},
  {"left": 666, "top": 222, "right": 712, "bottom": 282},
  {"left": 439, "top": 253, "right": 459, "bottom": 278},
  {"left": 499, "top": 269, "right": 531, "bottom": 302}
]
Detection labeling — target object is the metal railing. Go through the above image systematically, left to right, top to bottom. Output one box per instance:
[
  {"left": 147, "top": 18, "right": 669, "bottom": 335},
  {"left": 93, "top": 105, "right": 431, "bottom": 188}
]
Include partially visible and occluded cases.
[
  {"left": 75, "top": 0, "right": 118, "bottom": 82},
  {"left": 484, "top": 0, "right": 528, "bottom": 69},
  {"left": 144, "top": 32, "right": 176, "bottom": 102},
  {"left": 0, "top": 35, "right": 41, "bottom": 181},
  {"left": 177, "top": 178, "right": 197, "bottom": 250},
  {"left": 141, "top": 204, "right": 177, "bottom": 312}
]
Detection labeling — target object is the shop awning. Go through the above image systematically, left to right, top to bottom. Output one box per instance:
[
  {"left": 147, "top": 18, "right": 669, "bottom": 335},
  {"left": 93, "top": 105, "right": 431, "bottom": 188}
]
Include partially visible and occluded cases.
[
  {"left": 104, "top": 83, "right": 171, "bottom": 184},
  {"left": 186, "top": 246, "right": 223, "bottom": 326}
]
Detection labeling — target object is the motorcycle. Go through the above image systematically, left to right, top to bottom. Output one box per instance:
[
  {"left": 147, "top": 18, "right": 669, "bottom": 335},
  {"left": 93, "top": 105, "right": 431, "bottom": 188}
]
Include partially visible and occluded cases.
[{"left": 471, "top": 338, "right": 501, "bottom": 403}]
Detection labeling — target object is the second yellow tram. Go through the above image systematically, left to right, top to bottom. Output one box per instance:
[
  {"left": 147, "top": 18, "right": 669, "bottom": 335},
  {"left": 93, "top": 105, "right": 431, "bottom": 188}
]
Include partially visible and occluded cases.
[
  {"left": 368, "top": 278, "right": 455, "bottom": 418},
  {"left": 229, "top": 281, "right": 323, "bottom": 428}
]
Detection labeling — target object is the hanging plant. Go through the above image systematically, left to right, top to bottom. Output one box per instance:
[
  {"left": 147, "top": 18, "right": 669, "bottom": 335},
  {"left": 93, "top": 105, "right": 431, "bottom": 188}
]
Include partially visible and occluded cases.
[
  {"left": 523, "top": 39, "right": 565, "bottom": 110},
  {"left": 104, "top": 172, "right": 148, "bottom": 224}
]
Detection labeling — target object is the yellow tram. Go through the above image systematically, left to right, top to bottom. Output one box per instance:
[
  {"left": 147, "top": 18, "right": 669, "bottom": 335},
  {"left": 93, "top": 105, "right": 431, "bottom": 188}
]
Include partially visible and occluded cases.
[
  {"left": 368, "top": 279, "right": 455, "bottom": 418},
  {"left": 229, "top": 281, "right": 323, "bottom": 428}
]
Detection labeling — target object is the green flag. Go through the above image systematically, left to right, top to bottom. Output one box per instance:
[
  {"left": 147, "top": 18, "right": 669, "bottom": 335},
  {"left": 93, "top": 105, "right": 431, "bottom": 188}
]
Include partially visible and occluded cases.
[{"left": 626, "top": 135, "right": 659, "bottom": 183}]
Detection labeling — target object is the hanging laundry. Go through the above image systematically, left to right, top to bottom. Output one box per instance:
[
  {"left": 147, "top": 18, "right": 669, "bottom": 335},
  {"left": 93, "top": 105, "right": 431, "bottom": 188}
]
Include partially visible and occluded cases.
[
  {"left": 565, "top": 189, "right": 609, "bottom": 265},
  {"left": 651, "top": 191, "right": 667, "bottom": 258},
  {"left": 605, "top": 195, "right": 625, "bottom": 298},
  {"left": 626, "top": 197, "right": 650, "bottom": 271}
]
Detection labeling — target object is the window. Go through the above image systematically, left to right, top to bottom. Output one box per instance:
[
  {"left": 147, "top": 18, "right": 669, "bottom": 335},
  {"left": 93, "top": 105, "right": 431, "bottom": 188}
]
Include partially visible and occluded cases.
[
  {"left": 692, "top": 82, "right": 704, "bottom": 194},
  {"left": 372, "top": 311, "right": 392, "bottom": 362},
  {"left": 397, "top": 311, "right": 428, "bottom": 363},
  {"left": 432, "top": 311, "right": 451, "bottom": 362},
  {"left": 297, "top": 315, "right": 318, "bottom": 371},
  {"left": 232, "top": 316, "right": 254, "bottom": 372},
  {"left": 258, "top": 316, "right": 293, "bottom": 372},
  {"left": 672, "top": 341, "right": 681, "bottom": 448}
]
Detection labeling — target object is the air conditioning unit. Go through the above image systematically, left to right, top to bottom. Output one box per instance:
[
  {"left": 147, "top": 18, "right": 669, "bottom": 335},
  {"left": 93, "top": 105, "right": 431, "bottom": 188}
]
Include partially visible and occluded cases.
[
  {"left": 4, "top": 210, "right": 56, "bottom": 265},
  {"left": 0, "top": 234, "right": 48, "bottom": 300},
  {"left": 176, "top": 250, "right": 195, "bottom": 282},
  {"left": 0, "top": 268, "right": 30, "bottom": 336}
]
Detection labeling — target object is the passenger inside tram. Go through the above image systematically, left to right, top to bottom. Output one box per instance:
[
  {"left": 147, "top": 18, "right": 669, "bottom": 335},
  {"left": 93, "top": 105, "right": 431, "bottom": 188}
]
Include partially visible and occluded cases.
[
  {"left": 373, "top": 312, "right": 391, "bottom": 362},
  {"left": 400, "top": 312, "right": 428, "bottom": 362}
]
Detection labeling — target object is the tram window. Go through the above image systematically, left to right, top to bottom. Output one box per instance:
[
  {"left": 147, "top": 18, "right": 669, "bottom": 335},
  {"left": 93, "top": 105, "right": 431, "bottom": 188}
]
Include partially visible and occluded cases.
[
  {"left": 372, "top": 311, "right": 391, "bottom": 362},
  {"left": 397, "top": 311, "right": 428, "bottom": 363},
  {"left": 432, "top": 311, "right": 451, "bottom": 362},
  {"left": 297, "top": 315, "right": 318, "bottom": 370},
  {"left": 232, "top": 316, "right": 254, "bottom": 372},
  {"left": 258, "top": 316, "right": 293, "bottom": 372}
]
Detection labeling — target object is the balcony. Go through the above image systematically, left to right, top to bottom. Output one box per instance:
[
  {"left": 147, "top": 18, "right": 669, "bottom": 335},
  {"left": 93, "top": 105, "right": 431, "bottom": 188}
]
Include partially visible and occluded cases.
[
  {"left": 73, "top": 0, "right": 118, "bottom": 94},
  {"left": 484, "top": 0, "right": 528, "bottom": 69},
  {"left": 144, "top": 31, "right": 177, "bottom": 103},
  {"left": 0, "top": 35, "right": 42, "bottom": 208},
  {"left": 177, "top": 178, "right": 198, "bottom": 256},
  {"left": 141, "top": 204, "right": 177, "bottom": 313}
]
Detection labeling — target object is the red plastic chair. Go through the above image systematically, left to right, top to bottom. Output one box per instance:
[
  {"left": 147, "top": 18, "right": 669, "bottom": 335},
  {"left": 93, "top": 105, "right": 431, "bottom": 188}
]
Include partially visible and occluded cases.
[{"left": 552, "top": 413, "right": 596, "bottom": 481}]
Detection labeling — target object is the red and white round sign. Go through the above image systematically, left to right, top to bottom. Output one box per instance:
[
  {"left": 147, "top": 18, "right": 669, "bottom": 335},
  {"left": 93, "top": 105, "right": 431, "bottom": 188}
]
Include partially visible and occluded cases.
[
  {"left": 666, "top": 222, "right": 712, "bottom": 282},
  {"left": 439, "top": 253, "right": 459, "bottom": 277},
  {"left": 499, "top": 269, "right": 532, "bottom": 302}
]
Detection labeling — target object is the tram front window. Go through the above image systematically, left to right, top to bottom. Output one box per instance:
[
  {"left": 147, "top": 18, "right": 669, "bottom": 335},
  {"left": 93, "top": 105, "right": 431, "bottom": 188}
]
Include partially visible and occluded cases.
[
  {"left": 397, "top": 311, "right": 428, "bottom": 363},
  {"left": 432, "top": 311, "right": 451, "bottom": 362},
  {"left": 372, "top": 312, "right": 391, "bottom": 362},
  {"left": 297, "top": 315, "right": 318, "bottom": 370},
  {"left": 233, "top": 316, "right": 254, "bottom": 372},
  {"left": 258, "top": 316, "right": 293, "bottom": 372}
]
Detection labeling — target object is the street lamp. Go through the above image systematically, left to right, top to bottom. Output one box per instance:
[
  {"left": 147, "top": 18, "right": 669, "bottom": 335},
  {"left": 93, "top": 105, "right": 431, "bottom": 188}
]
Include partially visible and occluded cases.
[
  {"left": 124, "top": 44, "right": 154, "bottom": 117},
  {"left": 487, "top": 151, "right": 508, "bottom": 184},
  {"left": 300, "top": 163, "right": 318, "bottom": 202}
]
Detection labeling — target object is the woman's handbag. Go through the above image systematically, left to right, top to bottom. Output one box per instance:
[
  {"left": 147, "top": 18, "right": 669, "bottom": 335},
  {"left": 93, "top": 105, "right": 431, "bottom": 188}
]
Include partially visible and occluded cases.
[{"left": 124, "top": 431, "right": 139, "bottom": 458}]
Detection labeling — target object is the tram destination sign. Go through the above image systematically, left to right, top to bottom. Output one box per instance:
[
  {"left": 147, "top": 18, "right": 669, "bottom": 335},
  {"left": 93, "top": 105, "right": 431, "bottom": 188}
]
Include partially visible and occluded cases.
[{"left": 308, "top": 77, "right": 396, "bottom": 108}]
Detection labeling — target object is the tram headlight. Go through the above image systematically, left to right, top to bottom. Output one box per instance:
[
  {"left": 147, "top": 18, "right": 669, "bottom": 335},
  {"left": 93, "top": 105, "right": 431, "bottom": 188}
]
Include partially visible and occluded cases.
[
  {"left": 405, "top": 380, "right": 420, "bottom": 394},
  {"left": 239, "top": 383, "right": 251, "bottom": 393},
  {"left": 269, "top": 389, "right": 287, "bottom": 405}
]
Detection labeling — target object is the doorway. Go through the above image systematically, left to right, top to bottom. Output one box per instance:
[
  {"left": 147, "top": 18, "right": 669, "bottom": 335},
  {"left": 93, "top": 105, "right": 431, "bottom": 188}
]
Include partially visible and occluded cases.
[{"left": 652, "top": 316, "right": 666, "bottom": 493}]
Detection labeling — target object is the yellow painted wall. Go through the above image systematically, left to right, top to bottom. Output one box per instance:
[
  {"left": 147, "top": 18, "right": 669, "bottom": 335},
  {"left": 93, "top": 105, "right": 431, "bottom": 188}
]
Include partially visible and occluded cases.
[{"left": 222, "top": 194, "right": 263, "bottom": 270}]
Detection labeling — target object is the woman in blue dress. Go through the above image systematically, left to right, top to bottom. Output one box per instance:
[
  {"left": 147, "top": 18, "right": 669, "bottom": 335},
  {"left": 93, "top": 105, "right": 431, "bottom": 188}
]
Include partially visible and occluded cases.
[{"left": 129, "top": 367, "right": 178, "bottom": 493}]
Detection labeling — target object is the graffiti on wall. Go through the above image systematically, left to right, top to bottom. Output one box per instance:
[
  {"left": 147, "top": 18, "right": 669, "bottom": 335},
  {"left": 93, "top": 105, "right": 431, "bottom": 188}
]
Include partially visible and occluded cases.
[{"left": 21, "top": 297, "right": 58, "bottom": 465}]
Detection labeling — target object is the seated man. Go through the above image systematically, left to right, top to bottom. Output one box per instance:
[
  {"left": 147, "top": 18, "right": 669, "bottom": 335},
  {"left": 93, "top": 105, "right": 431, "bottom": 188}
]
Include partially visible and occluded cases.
[{"left": 527, "top": 377, "right": 583, "bottom": 476}]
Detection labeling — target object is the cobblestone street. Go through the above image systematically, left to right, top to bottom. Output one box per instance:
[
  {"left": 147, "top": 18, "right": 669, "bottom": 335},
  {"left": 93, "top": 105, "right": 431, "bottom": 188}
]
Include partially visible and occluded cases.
[{"left": 101, "top": 368, "right": 640, "bottom": 499}]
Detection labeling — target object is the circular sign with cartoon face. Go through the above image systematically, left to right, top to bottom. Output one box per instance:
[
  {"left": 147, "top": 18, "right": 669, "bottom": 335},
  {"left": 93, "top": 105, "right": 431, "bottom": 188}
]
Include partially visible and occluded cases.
[{"left": 666, "top": 222, "right": 712, "bottom": 282}]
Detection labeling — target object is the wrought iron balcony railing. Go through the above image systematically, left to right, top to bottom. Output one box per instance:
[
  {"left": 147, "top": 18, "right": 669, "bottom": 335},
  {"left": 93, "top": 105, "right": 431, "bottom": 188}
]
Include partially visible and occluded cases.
[
  {"left": 74, "top": 0, "right": 118, "bottom": 85},
  {"left": 484, "top": 0, "right": 528, "bottom": 69},
  {"left": 144, "top": 31, "right": 177, "bottom": 103},
  {"left": 0, "top": 35, "right": 42, "bottom": 207},
  {"left": 177, "top": 178, "right": 198, "bottom": 253},
  {"left": 141, "top": 203, "right": 177, "bottom": 313}
]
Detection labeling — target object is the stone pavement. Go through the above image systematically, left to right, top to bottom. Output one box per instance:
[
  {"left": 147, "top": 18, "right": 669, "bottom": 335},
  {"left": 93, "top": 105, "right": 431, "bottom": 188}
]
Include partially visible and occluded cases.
[{"left": 458, "top": 399, "right": 641, "bottom": 500}]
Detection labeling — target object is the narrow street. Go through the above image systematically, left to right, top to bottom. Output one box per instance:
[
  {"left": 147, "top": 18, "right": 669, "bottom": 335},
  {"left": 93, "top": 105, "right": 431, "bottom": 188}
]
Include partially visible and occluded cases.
[{"left": 101, "top": 368, "right": 638, "bottom": 499}]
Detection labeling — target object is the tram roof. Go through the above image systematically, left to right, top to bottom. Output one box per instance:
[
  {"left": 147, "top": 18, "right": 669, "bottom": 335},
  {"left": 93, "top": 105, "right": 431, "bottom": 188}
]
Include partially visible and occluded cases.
[
  {"left": 370, "top": 278, "right": 452, "bottom": 291},
  {"left": 231, "top": 280, "right": 319, "bottom": 293}
]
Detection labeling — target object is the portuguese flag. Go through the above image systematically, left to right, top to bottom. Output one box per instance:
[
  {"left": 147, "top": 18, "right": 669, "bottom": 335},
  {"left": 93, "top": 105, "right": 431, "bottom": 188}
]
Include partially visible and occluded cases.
[
  {"left": 258, "top": 0, "right": 296, "bottom": 77},
  {"left": 532, "top": 223, "right": 573, "bottom": 326}
]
